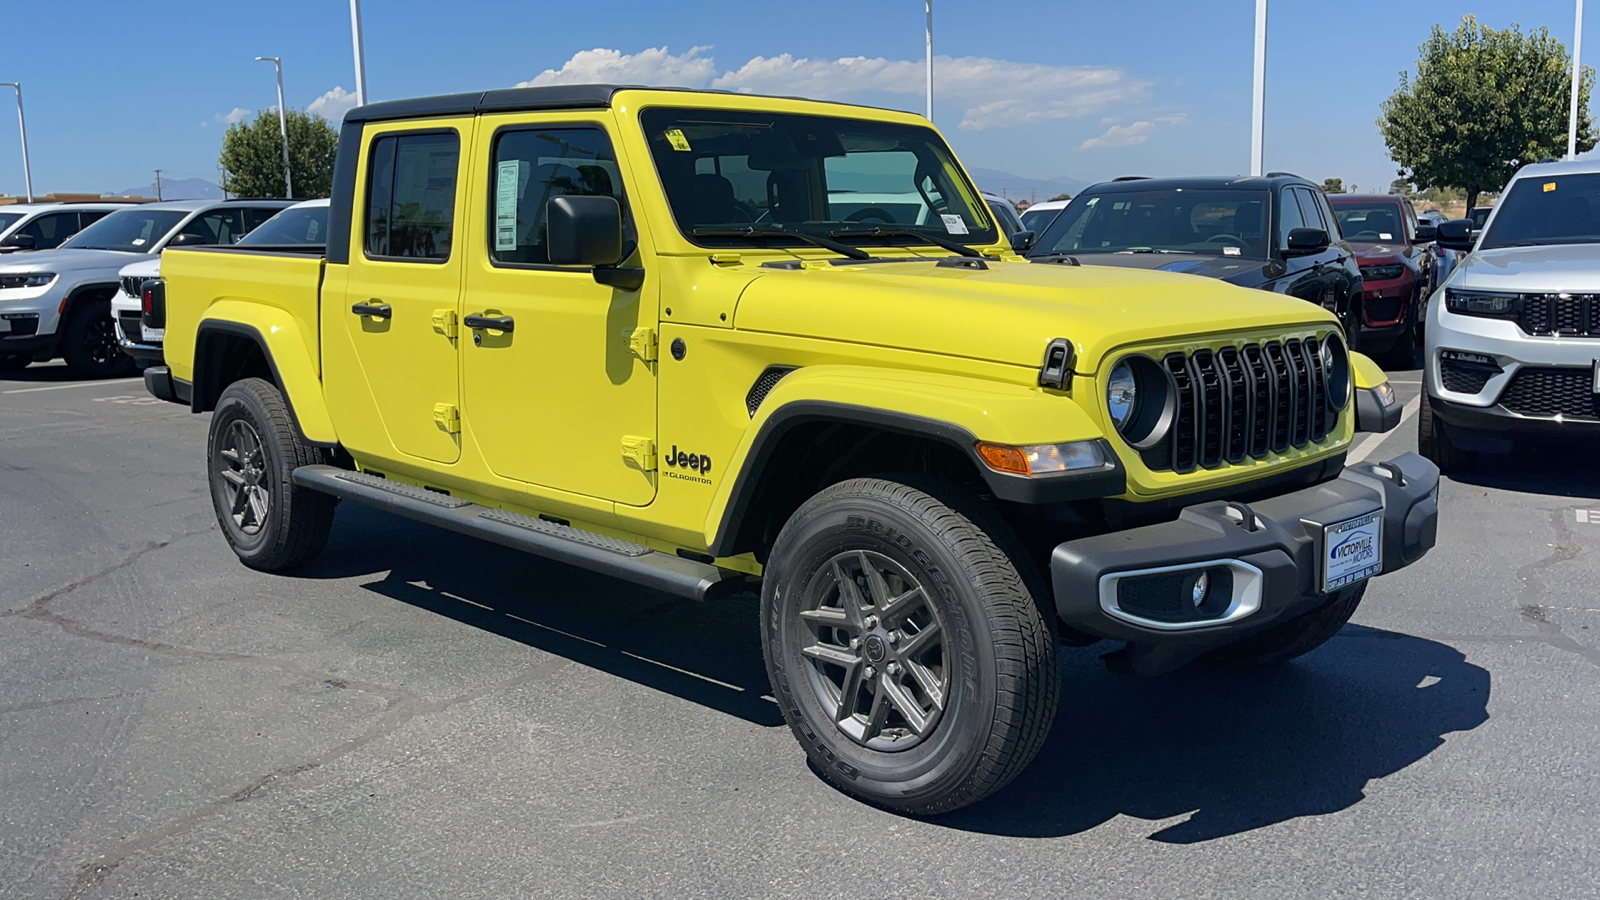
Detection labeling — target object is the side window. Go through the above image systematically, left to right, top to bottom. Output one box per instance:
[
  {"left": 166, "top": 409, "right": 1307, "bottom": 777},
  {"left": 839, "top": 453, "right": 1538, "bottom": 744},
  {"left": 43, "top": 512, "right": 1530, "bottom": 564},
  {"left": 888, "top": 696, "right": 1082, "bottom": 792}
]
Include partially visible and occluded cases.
[
  {"left": 488, "top": 126, "right": 626, "bottom": 266},
  {"left": 365, "top": 131, "right": 461, "bottom": 261},
  {"left": 1291, "top": 188, "right": 1326, "bottom": 234},
  {"left": 1277, "top": 189, "right": 1307, "bottom": 244},
  {"left": 1310, "top": 190, "right": 1343, "bottom": 240},
  {"left": 243, "top": 207, "right": 280, "bottom": 233},
  {"left": 178, "top": 209, "right": 248, "bottom": 245},
  {"left": 78, "top": 211, "right": 110, "bottom": 231},
  {"left": 17, "top": 212, "right": 82, "bottom": 249}
]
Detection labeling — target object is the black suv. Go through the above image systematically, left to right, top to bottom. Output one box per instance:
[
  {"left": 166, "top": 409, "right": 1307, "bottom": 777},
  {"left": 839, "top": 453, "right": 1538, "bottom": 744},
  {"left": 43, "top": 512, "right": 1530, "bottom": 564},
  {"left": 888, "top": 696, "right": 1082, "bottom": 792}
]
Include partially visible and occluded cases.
[{"left": 1022, "top": 174, "right": 1366, "bottom": 348}]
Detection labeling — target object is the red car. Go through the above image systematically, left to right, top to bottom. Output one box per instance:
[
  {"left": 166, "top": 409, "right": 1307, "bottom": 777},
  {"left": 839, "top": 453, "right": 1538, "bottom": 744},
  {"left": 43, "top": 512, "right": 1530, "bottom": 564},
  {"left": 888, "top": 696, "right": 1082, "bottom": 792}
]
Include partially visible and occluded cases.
[{"left": 1327, "top": 194, "right": 1437, "bottom": 365}]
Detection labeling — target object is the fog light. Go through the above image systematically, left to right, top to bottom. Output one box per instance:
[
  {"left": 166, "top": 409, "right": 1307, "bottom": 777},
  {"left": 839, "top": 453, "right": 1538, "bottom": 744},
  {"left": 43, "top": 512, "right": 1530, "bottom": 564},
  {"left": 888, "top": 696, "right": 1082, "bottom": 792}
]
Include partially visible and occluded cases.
[
  {"left": 976, "top": 439, "right": 1106, "bottom": 476},
  {"left": 1191, "top": 571, "right": 1210, "bottom": 608}
]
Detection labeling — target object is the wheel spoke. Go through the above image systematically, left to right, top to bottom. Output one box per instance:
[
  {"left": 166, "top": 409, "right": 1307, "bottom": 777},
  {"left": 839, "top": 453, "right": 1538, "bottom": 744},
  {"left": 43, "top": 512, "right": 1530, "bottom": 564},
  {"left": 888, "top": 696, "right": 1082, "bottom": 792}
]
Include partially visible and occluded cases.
[
  {"left": 220, "top": 447, "right": 243, "bottom": 465},
  {"left": 219, "top": 469, "right": 247, "bottom": 488},
  {"left": 229, "top": 482, "right": 252, "bottom": 518},
  {"left": 247, "top": 488, "right": 268, "bottom": 528},
  {"left": 858, "top": 550, "right": 895, "bottom": 609},
  {"left": 831, "top": 559, "right": 866, "bottom": 626},
  {"left": 878, "top": 585, "right": 924, "bottom": 622},
  {"left": 799, "top": 607, "right": 851, "bottom": 628},
  {"left": 899, "top": 621, "right": 941, "bottom": 658},
  {"left": 800, "top": 642, "right": 859, "bottom": 669},
  {"left": 904, "top": 659, "right": 945, "bottom": 712},
  {"left": 834, "top": 661, "right": 864, "bottom": 723},
  {"left": 880, "top": 676, "right": 930, "bottom": 735},
  {"left": 863, "top": 684, "right": 891, "bottom": 741}
]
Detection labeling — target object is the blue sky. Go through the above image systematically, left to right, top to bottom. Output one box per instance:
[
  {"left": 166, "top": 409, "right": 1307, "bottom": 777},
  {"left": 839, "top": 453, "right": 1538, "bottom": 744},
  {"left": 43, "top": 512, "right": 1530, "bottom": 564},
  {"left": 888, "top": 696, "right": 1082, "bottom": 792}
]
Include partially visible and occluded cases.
[{"left": 0, "top": 0, "right": 1589, "bottom": 198}]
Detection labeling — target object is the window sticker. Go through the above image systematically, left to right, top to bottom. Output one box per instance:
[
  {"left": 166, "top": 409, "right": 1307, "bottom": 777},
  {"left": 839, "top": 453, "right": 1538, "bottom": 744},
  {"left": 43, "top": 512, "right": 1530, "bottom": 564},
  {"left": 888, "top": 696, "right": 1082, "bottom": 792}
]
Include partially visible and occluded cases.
[
  {"left": 665, "top": 128, "right": 692, "bottom": 152},
  {"left": 495, "top": 159, "right": 522, "bottom": 251},
  {"left": 1544, "top": 182, "right": 1558, "bottom": 192},
  {"left": 940, "top": 214, "right": 969, "bottom": 235},
  {"left": 307, "top": 219, "right": 320, "bottom": 240},
  {"left": 1379, "top": 233, "right": 1393, "bottom": 240},
  {"left": 1223, "top": 245, "right": 1241, "bottom": 256}
]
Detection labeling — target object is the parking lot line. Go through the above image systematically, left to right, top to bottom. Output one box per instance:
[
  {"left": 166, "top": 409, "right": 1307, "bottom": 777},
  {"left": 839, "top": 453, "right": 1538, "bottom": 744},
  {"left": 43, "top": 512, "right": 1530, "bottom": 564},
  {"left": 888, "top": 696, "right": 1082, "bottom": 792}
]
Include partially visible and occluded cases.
[
  {"left": 4, "top": 378, "right": 142, "bottom": 395},
  {"left": 1349, "top": 394, "right": 1422, "bottom": 463}
]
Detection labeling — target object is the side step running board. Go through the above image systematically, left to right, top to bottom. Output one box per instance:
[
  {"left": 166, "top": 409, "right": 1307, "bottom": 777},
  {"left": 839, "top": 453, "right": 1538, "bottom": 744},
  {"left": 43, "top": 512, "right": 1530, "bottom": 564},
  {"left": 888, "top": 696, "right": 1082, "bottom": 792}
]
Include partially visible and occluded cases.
[{"left": 292, "top": 466, "right": 750, "bottom": 602}]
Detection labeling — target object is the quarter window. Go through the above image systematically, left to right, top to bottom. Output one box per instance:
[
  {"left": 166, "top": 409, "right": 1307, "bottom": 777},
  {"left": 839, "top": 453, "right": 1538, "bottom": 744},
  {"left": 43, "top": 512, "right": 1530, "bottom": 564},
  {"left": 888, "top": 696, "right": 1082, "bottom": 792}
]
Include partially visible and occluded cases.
[
  {"left": 487, "top": 126, "right": 628, "bottom": 266},
  {"left": 365, "top": 132, "right": 460, "bottom": 261},
  {"left": 1277, "top": 189, "right": 1308, "bottom": 244},
  {"left": 14, "top": 212, "right": 82, "bottom": 250}
]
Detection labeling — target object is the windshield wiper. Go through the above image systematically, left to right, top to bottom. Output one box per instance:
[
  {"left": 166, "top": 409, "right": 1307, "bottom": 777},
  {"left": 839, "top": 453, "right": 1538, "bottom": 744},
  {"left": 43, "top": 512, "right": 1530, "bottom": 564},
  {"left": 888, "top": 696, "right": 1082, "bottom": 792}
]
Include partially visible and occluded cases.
[
  {"left": 692, "top": 226, "right": 870, "bottom": 260},
  {"left": 828, "top": 226, "right": 983, "bottom": 258}
]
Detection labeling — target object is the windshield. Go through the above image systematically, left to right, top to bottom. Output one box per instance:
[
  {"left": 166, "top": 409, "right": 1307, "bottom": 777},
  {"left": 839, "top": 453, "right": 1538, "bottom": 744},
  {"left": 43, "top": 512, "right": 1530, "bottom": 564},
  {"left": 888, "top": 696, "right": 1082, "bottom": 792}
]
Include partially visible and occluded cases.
[
  {"left": 639, "top": 107, "right": 997, "bottom": 250},
  {"left": 1479, "top": 174, "right": 1600, "bottom": 249},
  {"left": 1032, "top": 189, "right": 1269, "bottom": 258},
  {"left": 1329, "top": 202, "right": 1405, "bottom": 241},
  {"left": 237, "top": 206, "right": 330, "bottom": 246},
  {"left": 1019, "top": 206, "right": 1063, "bottom": 232},
  {"left": 61, "top": 209, "right": 185, "bottom": 252},
  {"left": 0, "top": 212, "right": 22, "bottom": 232}
]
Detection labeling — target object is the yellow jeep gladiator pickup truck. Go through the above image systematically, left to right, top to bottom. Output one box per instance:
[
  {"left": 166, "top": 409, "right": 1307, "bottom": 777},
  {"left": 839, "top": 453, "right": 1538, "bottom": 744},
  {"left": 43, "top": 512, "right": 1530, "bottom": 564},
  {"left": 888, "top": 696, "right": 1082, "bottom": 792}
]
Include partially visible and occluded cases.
[{"left": 143, "top": 85, "right": 1437, "bottom": 814}]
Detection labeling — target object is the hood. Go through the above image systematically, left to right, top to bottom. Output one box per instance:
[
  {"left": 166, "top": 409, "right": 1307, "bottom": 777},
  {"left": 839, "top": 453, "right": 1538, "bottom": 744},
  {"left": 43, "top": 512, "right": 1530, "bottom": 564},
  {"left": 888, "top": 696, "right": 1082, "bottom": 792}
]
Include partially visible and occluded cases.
[
  {"left": 1347, "top": 240, "right": 1405, "bottom": 261},
  {"left": 1448, "top": 243, "right": 1600, "bottom": 293},
  {"left": 0, "top": 247, "right": 145, "bottom": 275},
  {"left": 1057, "top": 251, "right": 1273, "bottom": 285},
  {"left": 733, "top": 256, "right": 1335, "bottom": 374},
  {"left": 118, "top": 257, "right": 162, "bottom": 278}
]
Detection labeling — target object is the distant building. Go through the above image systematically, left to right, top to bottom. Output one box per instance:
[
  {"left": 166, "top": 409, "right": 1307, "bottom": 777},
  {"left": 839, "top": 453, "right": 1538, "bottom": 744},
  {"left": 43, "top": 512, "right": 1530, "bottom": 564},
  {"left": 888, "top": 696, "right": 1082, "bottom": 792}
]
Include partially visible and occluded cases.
[{"left": 0, "top": 193, "right": 153, "bottom": 205}]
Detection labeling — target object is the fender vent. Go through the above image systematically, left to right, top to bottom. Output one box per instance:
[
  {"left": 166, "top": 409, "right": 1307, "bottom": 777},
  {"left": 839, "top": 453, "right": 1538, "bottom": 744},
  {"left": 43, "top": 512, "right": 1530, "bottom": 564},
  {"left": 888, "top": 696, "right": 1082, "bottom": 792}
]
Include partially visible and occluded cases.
[{"left": 746, "top": 366, "right": 797, "bottom": 417}]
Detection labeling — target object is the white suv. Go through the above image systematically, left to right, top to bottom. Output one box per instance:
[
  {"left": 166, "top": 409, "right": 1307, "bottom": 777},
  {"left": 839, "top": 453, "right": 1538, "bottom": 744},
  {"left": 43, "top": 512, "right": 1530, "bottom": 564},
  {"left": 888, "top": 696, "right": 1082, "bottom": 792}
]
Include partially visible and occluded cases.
[
  {"left": 1420, "top": 158, "right": 1600, "bottom": 471},
  {"left": 0, "top": 199, "right": 291, "bottom": 375}
]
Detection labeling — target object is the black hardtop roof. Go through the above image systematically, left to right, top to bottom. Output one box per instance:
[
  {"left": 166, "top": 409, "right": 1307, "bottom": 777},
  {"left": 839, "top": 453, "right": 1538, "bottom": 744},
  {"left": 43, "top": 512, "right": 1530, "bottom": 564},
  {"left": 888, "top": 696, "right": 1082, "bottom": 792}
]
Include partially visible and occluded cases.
[
  {"left": 344, "top": 83, "right": 888, "bottom": 125},
  {"left": 1082, "top": 174, "right": 1318, "bottom": 194}
]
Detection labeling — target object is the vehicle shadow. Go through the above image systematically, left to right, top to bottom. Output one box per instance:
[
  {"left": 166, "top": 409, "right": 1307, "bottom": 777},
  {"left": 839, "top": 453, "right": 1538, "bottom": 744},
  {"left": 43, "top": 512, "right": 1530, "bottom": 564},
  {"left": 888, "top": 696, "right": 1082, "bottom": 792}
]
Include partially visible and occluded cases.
[
  {"left": 0, "top": 362, "right": 120, "bottom": 384},
  {"left": 1451, "top": 443, "right": 1600, "bottom": 500},
  {"left": 293, "top": 503, "right": 783, "bottom": 727},
  {"left": 295, "top": 506, "right": 1490, "bottom": 840},
  {"left": 934, "top": 626, "right": 1491, "bottom": 840}
]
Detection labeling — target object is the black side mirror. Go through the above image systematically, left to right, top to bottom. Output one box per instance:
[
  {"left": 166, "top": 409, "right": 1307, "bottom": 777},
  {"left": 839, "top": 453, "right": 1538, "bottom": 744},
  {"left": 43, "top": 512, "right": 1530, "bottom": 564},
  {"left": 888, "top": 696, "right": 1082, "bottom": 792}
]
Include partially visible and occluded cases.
[
  {"left": 547, "top": 195, "right": 623, "bottom": 267},
  {"left": 1435, "top": 219, "right": 1475, "bottom": 252},
  {"left": 1413, "top": 223, "right": 1437, "bottom": 243},
  {"left": 1281, "top": 227, "right": 1330, "bottom": 257},
  {"left": 1010, "top": 229, "right": 1036, "bottom": 253},
  {"left": 167, "top": 232, "right": 209, "bottom": 247},
  {"left": 2, "top": 233, "right": 36, "bottom": 250}
]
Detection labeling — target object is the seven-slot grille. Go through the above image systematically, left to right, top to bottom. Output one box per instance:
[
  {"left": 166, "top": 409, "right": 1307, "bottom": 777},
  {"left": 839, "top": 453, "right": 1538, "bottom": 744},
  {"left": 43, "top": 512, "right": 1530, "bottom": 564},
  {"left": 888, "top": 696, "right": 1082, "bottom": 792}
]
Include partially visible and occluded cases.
[
  {"left": 120, "top": 276, "right": 146, "bottom": 300},
  {"left": 1516, "top": 293, "right": 1600, "bottom": 337},
  {"left": 1151, "top": 336, "right": 1336, "bottom": 473}
]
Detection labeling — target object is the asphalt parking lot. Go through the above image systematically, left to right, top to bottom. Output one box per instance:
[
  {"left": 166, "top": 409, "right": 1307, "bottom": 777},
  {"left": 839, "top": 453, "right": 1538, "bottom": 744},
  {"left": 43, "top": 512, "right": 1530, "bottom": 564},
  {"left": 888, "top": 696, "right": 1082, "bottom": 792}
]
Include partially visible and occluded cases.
[{"left": 2, "top": 360, "right": 1598, "bottom": 900}]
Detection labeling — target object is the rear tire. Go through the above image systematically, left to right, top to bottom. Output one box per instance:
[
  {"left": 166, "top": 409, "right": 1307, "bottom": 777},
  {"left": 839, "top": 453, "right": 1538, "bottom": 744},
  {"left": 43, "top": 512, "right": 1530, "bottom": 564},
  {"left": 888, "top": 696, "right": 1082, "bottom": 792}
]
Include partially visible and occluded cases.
[
  {"left": 60, "top": 299, "right": 136, "bottom": 377},
  {"left": 207, "top": 377, "right": 336, "bottom": 571},
  {"left": 1418, "top": 391, "right": 1471, "bottom": 476},
  {"left": 761, "top": 476, "right": 1058, "bottom": 815},
  {"left": 1210, "top": 583, "right": 1367, "bottom": 667}
]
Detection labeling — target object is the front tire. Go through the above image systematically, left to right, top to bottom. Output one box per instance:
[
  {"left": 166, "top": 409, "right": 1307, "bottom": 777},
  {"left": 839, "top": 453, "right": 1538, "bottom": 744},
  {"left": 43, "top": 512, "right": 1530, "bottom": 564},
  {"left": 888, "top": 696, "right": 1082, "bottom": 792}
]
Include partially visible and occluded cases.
[
  {"left": 60, "top": 299, "right": 136, "bottom": 377},
  {"left": 207, "top": 377, "right": 336, "bottom": 571},
  {"left": 1418, "top": 391, "right": 1471, "bottom": 475},
  {"left": 761, "top": 477, "right": 1059, "bottom": 815},
  {"left": 1210, "top": 583, "right": 1367, "bottom": 667}
]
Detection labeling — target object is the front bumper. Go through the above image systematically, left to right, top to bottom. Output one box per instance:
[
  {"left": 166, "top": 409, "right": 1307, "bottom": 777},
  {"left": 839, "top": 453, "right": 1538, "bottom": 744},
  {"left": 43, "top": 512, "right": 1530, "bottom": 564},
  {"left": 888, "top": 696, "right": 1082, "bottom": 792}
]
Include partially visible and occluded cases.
[
  {"left": 111, "top": 290, "right": 164, "bottom": 362},
  {"left": 1050, "top": 452, "right": 1439, "bottom": 674}
]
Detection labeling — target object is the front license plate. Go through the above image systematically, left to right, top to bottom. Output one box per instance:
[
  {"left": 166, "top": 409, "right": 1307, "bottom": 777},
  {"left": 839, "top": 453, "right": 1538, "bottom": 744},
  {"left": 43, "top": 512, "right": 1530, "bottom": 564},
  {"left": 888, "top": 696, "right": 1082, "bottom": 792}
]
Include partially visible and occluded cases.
[
  {"left": 143, "top": 326, "right": 164, "bottom": 342},
  {"left": 1324, "top": 511, "right": 1383, "bottom": 592}
]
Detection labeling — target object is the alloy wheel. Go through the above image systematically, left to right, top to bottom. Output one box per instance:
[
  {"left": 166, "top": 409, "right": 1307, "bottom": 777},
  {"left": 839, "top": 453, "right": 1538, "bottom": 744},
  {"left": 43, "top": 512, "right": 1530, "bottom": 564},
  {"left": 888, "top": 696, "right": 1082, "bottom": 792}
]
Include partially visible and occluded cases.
[
  {"left": 216, "top": 419, "right": 270, "bottom": 535},
  {"left": 798, "top": 549, "right": 949, "bottom": 752}
]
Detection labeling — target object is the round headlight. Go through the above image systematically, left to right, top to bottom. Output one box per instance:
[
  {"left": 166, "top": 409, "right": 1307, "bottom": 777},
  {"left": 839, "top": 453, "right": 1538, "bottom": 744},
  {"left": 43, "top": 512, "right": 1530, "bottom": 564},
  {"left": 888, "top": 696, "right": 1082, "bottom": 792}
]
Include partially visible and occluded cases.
[{"left": 1107, "top": 360, "right": 1137, "bottom": 430}]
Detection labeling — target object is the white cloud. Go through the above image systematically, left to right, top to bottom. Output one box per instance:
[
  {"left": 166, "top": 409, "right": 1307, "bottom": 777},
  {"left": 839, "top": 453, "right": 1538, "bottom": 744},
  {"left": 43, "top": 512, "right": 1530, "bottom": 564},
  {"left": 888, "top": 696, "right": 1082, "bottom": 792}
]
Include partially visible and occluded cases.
[
  {"left": 518, "top": 46, "right": 716, "bottom": 88},
  {"left": 519, "top": 47, "right": 1150, "bottom": 131},
  {"left": 712, "top": 53, "right": 1150, "bottom": 131},
  {"left": 309, "top": 86, "right": 359, "bottom": 122},
  {"left": 214, "top": 107, "right": 251, "bottom": 126},
  {"left": 1076, "top": 114, "right": 1187, "bottom": 150}
]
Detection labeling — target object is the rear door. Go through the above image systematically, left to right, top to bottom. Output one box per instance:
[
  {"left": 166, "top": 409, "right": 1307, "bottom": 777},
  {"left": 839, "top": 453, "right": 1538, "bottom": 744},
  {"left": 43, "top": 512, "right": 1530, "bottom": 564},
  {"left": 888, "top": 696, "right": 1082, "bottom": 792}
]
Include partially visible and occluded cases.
[{"left": 324, "top": 120, "right": 471, "bottom": 465}]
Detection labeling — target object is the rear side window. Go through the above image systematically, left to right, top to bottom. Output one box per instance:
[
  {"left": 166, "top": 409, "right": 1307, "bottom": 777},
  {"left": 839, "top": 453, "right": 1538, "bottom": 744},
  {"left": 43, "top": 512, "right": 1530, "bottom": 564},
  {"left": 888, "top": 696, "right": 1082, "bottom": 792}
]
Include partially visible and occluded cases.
[
  {"left": 488, "top": 126, "right": 627, "bottom": 266},
  {"left": 365, "top": 131, "right": 460, "bottom": 261},
  {"left": 1277, "top": 189, "right": 1308, "bottom": 244},
  {"left": 176, "top": 208, "right": 248, "bottom": 245},
  {"left": 14, "top": 212, "right": 83, "bottom": 249}
]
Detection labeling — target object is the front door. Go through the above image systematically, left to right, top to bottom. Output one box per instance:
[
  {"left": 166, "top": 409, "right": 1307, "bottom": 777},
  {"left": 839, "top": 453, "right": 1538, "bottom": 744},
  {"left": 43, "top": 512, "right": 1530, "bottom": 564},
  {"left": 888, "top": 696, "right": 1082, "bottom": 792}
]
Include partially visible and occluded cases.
[
  {"left": 460, "top": 115, "right": 657, "bottom": 506},
  {"left": 328, "top": 121, "right": 471, "bottom": 465},
  {"left": 1275, "top": 187, "right": 1331, "bottom": 308}
]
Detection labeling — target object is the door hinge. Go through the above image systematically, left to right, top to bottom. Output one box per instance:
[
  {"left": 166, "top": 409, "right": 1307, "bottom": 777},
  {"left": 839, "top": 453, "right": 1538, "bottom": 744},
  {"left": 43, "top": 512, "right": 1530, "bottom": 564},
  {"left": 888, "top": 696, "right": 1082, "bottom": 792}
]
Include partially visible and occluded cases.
[
  {"left": 432, "top": 309, "right": 459, "bottom": 340},
  {"left": 625, "top": 327, "right": 657, "bottom": 363},
  {"left": 432, "top": 403, "right": 461, "bottom": 434},
  {"left": 621, "top": 435, "right": 656, "bottom": 471}
]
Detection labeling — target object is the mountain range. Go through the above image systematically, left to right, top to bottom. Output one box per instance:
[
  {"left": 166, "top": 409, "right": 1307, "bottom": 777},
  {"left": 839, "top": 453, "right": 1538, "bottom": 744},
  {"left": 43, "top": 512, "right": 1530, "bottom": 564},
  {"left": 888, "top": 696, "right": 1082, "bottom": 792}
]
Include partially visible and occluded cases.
[{"left": 116, "top": 178, "right": 223, "bottom": 201}]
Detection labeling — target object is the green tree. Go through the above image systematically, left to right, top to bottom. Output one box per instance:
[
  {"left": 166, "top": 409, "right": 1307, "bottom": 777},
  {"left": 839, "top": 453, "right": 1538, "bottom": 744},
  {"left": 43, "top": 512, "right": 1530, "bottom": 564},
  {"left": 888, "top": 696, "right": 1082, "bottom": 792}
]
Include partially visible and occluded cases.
[
  {"left": 1379, "top": 16, "right": 1596, "bottom": 211},
  {"left": 218, "top": 109, "right": 339, "bottom": 199},
  {"left": 1389, "top": 177, "right": 1414, "bottom": 196},
  {"left": 1321, "top": 178, "right": 1344, "bottom": 193},
  {"left": 1048, "top": 192, "right": 1073, "bottom": 202}
]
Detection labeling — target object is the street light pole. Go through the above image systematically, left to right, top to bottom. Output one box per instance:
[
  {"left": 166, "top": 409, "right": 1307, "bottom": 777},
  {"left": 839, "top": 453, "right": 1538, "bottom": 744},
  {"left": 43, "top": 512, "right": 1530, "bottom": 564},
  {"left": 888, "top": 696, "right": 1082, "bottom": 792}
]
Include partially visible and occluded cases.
[
  {"left": 349, "top": 0, "right": 369, "bottom": 107},
  {"left": 925, "top": 0, "right": 933, "bottom": 121},
  {"left": 1250, "top": 0, "right": 1267, "bottom": 176},
  {"left": 1570, "top": 0, "right": 1585, "bottom": 159},
  {"left": 256, "top": 57, "right": 293, "bottom": 198},
  {"left": 0, "top": 83, "right": 33, "bottom": 202}
]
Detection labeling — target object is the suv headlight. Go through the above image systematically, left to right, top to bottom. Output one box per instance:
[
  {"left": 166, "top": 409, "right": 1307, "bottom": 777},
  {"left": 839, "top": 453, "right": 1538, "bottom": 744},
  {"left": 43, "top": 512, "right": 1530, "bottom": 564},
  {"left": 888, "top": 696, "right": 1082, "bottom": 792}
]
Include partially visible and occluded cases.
[
  {"left": 1359, "top": 263, "right": 1405, "bottom": 281},
  {"left": 0, "top": 273, "right": 56, "bottom": 290},
  {"left": 1444, "top": 289, "right": 1517, "bottom": 318},
  {"left": 1107, "top": 360, "right": 1137, "bottom": 428}
]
